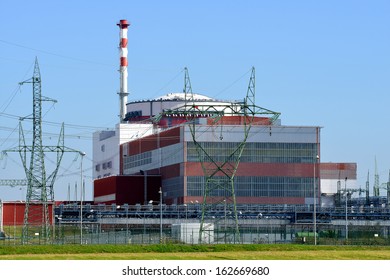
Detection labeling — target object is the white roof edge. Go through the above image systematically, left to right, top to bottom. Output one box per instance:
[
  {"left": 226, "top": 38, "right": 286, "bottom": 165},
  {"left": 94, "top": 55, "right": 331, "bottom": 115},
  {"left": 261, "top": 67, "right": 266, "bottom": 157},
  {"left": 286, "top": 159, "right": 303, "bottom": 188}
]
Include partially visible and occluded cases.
[{"left": 154, "top": 92, "right": 214, "bottom": 101}]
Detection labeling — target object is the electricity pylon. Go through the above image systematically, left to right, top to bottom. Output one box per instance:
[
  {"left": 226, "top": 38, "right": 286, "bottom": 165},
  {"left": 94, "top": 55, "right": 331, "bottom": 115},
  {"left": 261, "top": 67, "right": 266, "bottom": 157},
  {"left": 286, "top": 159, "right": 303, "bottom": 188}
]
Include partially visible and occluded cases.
[
  {"left": 2, "top": 58, "right": 81, "bottom": 244},
  {"left": 155, "top": 67, "right": 280, "bottom": 243},
  {"left": 193, "top": 67, "right": 273, "bottom": 243},
  {"left": 373, "top": 157, "right": 380, "bottom": 197},
  {"left": 365, "top": 170, "right": 370, "bottom": 205},
  {"left": 0, "top": 179, "right": 28, "bottom": 187}
]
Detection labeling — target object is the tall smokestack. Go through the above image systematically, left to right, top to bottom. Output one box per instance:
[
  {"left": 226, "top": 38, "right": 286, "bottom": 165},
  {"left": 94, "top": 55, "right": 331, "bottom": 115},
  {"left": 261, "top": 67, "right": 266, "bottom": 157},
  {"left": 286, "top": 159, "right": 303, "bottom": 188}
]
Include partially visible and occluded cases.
[{"left": 117, "top": 19, "right": 130, "bottom": 122}]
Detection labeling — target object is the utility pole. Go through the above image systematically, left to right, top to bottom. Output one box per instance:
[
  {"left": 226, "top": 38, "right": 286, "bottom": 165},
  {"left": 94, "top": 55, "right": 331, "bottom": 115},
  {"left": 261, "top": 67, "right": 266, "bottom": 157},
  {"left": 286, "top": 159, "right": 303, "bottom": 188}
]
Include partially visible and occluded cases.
[
  {"left": 80, "top": 151, "right": 85, "bottom": 244},
  {"left": 314, "top": 154, "right": 319, "bottom": 245},
  {"left": 345, "top": 177, "right": 348, "bottom": 241}
]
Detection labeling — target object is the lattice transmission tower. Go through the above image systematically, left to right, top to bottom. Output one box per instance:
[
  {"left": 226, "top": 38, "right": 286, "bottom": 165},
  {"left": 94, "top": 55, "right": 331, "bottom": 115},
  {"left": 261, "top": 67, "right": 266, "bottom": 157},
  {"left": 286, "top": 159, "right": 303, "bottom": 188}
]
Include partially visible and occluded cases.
[
  {"left": 2, "top": 58, "right": 81, "bottom": 244},
  {"left": 155, "top": 67, "right": 280, "bottom": 243},
  {"left": 373, "top": 157, "right": 380, "bottom": 197}
]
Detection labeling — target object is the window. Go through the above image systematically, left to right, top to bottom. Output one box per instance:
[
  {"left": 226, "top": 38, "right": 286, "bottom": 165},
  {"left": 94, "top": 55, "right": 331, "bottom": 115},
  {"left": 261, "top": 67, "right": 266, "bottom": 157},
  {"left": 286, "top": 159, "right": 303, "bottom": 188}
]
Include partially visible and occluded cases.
[
  {"left": 186, "top": 142, "right": 318, "bottom": 164},
  {"left": 123, "top": 151, "right": 152, "bottom": 170},
  {"left": 95, "top": 164, "right": 100, "bottom": 171},
  {"left": 186, "top": 176, "right": 315, "bottom": 198}
]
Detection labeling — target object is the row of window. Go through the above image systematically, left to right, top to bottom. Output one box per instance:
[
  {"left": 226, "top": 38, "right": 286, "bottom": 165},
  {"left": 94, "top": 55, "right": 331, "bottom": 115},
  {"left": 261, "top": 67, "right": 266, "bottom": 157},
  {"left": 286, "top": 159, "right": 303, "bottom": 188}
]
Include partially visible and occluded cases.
[
  {"left": 120, "top": 141, "right": 317, "bottom": 171},
  {"left": 186, "top": 142, "right": 318, "bottom": 164},
  {"left": 123, "top": 151, "right": 152, "bottom": 170},
  {"left": 95, "top": 161, "right": 112, "bottom": 172},
  {"left": 96, "top": 173, "right": 111, "bottom": 179},
  {"left": 186, "top": 176, "right": 318, "bottom": 198},
  {"left": 163, "top": 177, "right": 183, "bottom": 199}
]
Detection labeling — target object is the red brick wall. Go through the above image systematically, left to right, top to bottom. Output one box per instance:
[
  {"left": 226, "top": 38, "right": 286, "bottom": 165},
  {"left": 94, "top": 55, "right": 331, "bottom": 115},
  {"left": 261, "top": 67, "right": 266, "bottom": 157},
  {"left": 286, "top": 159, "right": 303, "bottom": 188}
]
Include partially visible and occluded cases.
[{"left": 124, "top": 126, "right": 181, "bottom": 156}]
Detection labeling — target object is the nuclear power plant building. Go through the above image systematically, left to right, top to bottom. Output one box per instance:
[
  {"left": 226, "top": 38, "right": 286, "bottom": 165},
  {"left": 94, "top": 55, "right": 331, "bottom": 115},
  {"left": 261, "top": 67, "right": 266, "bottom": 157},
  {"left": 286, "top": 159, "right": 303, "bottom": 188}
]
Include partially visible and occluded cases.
[{"left": 92, "top": 92, "right": 356, "bottom": 207}]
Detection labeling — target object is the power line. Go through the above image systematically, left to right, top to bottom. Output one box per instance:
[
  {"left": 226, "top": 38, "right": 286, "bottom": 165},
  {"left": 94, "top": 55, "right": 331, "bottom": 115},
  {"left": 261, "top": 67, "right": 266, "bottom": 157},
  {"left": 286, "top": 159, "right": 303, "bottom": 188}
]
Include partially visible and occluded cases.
[
  {"left": 0, "top": 39, "right": 115, "bottom": 67},
  {"left": 0, "top": 60, "right": 34, "bottom": 113},
  {"left": 212, "top": 68, "right": 252, "bottom": 99}
]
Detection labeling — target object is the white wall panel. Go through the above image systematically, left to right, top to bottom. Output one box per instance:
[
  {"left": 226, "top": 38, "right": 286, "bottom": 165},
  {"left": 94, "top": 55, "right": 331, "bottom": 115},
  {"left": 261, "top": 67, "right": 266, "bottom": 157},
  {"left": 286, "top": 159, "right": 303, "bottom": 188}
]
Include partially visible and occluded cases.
[
  {"left": 184, "top": 125, "right": 319, "bottom": 143},
  {"left": 159, "top": 143, "right": 184, "bottom": 167},
  {"left": 321, "top": 179, "right": 357, "bottom": 194}
]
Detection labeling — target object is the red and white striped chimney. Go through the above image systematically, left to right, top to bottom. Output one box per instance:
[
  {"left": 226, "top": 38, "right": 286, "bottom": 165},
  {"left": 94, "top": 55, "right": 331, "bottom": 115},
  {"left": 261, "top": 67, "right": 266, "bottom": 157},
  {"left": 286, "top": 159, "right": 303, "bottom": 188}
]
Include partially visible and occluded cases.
[{"left": 117, "top": 19, "right": 130, "bottom": 122}]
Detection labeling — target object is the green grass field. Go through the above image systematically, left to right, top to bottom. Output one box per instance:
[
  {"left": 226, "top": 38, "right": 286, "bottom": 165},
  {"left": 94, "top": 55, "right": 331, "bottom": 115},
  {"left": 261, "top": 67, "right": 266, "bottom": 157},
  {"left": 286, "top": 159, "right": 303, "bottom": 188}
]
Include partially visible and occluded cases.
[{"left": 1, "top": 244, "right": 390, "bottom": 260}]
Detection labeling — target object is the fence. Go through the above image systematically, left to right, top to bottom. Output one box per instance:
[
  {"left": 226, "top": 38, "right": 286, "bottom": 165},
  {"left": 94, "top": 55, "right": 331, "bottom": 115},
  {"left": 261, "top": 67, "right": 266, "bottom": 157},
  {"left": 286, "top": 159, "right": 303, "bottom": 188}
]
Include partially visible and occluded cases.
[{"left": 2, "top": 222, "right": 390, "bottom": 246}]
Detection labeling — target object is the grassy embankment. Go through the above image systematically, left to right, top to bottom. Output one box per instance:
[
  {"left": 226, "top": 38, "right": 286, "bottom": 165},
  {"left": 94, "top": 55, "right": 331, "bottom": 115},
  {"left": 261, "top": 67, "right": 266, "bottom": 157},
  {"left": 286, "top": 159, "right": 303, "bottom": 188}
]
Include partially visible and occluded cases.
[{"left": 1, "top": 244, "right": 390, "bottom": 260}]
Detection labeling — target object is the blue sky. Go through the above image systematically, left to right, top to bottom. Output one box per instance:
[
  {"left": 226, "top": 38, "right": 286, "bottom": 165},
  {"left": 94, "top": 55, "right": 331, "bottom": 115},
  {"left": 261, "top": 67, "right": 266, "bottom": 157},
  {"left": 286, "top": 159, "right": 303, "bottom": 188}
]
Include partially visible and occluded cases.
[{"left": 0, "top": 0, "right": 389, "bottom": 200}]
